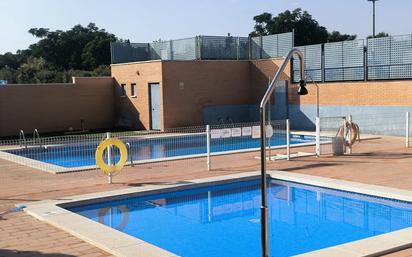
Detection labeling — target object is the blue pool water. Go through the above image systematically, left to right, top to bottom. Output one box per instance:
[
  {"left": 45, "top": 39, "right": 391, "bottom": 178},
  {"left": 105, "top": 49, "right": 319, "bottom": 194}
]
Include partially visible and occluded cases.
[
  {"left": 6, "top": 134, "right": 315, "bottom": 168},
  {"left": 70, "top": 180, "right": 412, "bottom": 257}
]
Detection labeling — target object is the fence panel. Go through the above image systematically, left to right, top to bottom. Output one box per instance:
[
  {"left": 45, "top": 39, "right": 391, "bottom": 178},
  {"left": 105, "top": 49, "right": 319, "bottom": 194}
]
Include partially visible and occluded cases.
[
  {"left": 251, "top": 32, "right": 293, "bottom": 59},
  {"left": 367, "top": 35, "right": 412, "bottom": 80},
  {"left": 200, "top": 36, "right": 248, "bottom": 60},
  {"left": 250, "top": 36, "right": 262, "bottom": 59},
  {"left": 170, "top": 37, "right": 197, "bottom": 60},
  {"left": 324, "top": 40, "right": 365, "bottom": 82},
  {"left": 149, "top": 41, "right": 172, "bottom": 60},
  {"left": 110, "top": 42, "right": 150, "bottom": 64},
  {"left": 293, "top": 44, "right": 322, "bottom": 82}
]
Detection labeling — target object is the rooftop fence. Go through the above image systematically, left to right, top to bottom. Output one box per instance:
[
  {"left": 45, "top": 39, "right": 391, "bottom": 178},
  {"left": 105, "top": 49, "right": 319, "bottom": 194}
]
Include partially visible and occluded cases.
[
  {"left": 110, "top": 32, "right": 294, "bottom": 63},
  {"left": 111, "top": 33, "right": 412, "bottom": 82},
  {"left": 293, "top": 34, "right": 412, "bottom": 82}
]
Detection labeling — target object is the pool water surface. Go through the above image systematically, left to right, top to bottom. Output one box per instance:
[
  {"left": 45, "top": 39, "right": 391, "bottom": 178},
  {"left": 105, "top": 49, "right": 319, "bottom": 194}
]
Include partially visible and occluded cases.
[{"left": 70, "top": 179, "right": 412, "bottom": 257}]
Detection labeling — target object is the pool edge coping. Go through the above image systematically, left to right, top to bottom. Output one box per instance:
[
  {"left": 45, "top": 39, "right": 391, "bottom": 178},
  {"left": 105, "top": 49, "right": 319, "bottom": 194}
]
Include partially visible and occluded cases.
[{"left": 22, "top": 171, "right": 412, "bottom": 257}]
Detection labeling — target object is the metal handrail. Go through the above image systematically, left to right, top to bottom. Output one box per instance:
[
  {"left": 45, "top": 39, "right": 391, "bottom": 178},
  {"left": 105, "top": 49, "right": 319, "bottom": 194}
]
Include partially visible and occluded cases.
[
  {"left": 259, "top": 48, "right": 305, "bottom": 257},
  {"left": 33, "top": 129, "right": 42, "bottom": 148},
  {"left": 18, "top": 130, "right": 27, "bottom": 149},
  {"left": 126, "top": 142, "right": 134, "bottom": 166}
]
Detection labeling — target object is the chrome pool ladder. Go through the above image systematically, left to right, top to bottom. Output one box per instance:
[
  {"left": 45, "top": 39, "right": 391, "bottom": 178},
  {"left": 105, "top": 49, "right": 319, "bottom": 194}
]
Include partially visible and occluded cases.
[
  {"left": 33, "top": 129, "right": 42, "bottom": 148},
  {"left": 18, "top": 130, "right": 27, "bottom": 149}
]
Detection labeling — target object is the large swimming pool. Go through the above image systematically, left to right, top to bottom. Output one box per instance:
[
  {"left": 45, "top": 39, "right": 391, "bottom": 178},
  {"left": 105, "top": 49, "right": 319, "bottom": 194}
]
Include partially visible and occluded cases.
[
  {"left": 5, "top": 133, "right": 315, "bottom": 168},
  {"left": 70, "top": 179, "right": 412, "bottom": 257}
]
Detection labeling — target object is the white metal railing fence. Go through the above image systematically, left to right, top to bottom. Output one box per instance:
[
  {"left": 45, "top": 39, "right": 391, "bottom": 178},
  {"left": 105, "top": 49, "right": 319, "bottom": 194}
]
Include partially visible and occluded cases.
[
  {"left": 318, "top": 116, "right": 347, "bottom": 156},
  {"left": 0, "top": 120, "right": 316, "bottom": 174}
]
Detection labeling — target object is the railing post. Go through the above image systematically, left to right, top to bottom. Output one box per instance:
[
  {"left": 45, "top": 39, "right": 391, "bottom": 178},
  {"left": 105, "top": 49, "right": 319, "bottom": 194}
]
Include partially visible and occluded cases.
[
  {"left": 236, "top": 37, "right": 240, "bottom": 60},
  {"left": 169, "top": 40, "right": 174, "bottom": 60},
  {"left": 321, "top": 44, "right": 325, "bottom": 83},
  {"left": 406, "top": 112, "right": 410, "bottom": 148},
  {"left": 348, "top": 115, "right": 352, "bottom": 154},
  {"left": 316, "top": 117, "right": 321, "bottom": 157},
  {"left": 342, "top": 117, "right": 347, "bottom": 154},
  {"left": 286, "top": 119, "right": 290, "bottom": 160},
  {"left": 206, "top": 125, "right": 211, "bottom": 171},
  {"left": 106, "top": 132, "right": 112, "bottom": 184}
]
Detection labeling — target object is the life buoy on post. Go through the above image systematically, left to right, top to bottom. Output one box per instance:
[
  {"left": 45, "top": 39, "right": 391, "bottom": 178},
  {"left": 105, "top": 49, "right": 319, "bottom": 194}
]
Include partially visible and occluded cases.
[
  {"left": 337, "top": 122, "right": 360, "bottom": 147},
  {"left": 95, "top": 138, "right": 128, "bottom": 175}
]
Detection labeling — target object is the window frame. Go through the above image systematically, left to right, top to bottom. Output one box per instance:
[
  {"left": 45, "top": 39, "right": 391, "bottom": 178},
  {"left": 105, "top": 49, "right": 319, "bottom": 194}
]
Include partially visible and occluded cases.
[
  {"left": 120, "top": 83, "right": 126, "bottom": 97},
  {"left": 130, "top": 83, "right": 137, "bottom": 98}
]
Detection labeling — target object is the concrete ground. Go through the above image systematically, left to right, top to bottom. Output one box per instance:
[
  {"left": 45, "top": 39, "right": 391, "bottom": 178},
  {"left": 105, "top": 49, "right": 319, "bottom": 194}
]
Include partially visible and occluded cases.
[{"left": 1, "top": 136, "right": 412, "bottom": 257}]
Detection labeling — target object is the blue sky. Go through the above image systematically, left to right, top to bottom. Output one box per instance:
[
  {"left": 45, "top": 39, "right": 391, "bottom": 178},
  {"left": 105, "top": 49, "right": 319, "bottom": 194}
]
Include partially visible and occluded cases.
[{"left": 0, "top": 0, "right": 411, "bottom": 54}]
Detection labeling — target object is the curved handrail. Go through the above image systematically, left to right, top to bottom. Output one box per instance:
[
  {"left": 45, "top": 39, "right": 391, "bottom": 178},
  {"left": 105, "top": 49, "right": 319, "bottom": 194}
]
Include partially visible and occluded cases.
[
  {"left": 259, "top": 48, "right": 305, "bottom": 257},
  {"left": 260, "top": 48, "right": 305, "bottom": 109},
  {"left": 33, "top": 129, "right": 42, "bottom": 148},
  {"left": 19, "top": 130, "right": 27, "bottom": 149}
]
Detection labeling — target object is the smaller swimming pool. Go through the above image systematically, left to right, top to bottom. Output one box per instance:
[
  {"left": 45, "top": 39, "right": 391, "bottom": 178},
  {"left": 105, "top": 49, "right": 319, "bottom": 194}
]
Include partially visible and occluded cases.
[
  {"left": 5, "top": 133, "right": 317, "bottom": 168},
  {"left": 70, "top": 179, "right": 412, "bottom": 257}
]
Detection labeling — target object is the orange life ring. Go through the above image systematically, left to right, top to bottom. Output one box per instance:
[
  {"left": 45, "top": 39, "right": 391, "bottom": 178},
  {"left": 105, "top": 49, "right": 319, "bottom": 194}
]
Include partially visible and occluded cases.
[
  {"left": 337, "top": 122, "right": 359, "bottom": 147},
  {"left": 98, "top": 205, "right": 129, "bottom": 231}
]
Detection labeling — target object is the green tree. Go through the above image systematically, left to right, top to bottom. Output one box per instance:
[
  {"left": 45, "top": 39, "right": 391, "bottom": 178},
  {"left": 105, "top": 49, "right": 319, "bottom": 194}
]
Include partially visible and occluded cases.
[
  {"left": 251, "top": 9, "right": 357, "bottom": 46},
  {"left": 0, "top": 23, "right": 119, "bottom": 83},
  {"left": 28, "top": 23, "right": 117, "bottom": 70},
  {"left": 328, "top": 31, "right": 357, "bottom": 42},
  {"left": 367, "top": 32, "right": 389, "bottom": 39}
]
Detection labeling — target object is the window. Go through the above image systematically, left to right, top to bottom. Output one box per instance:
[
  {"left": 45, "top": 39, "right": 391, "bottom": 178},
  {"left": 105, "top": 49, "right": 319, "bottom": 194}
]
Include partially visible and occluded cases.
[
  {"left": 130, "top": 83, "right": 136, "bottom": 97},
  {"left": 121, "top": 84, "right": 126, "bottom": 96}
]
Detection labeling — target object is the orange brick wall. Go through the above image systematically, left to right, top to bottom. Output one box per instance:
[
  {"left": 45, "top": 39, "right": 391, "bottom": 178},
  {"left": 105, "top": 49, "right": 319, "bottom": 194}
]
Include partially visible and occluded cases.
[
  {"left": 250, "top": 58, "right": 290, "bottom": 101},
  {"left": 111, "top": 59, "right": 288, "bottom": 129},
  {"left": 162, "top": 60, "right": 252, "bottom": 128},
  {"left": 111, "top": 61, "right": 163, "bottom": 130},
  {"left": 0, "top": 77, "right": 115, "bottom": 137},
  {"left": 289, "top": 80, "right": 412, "bottom": 107}
]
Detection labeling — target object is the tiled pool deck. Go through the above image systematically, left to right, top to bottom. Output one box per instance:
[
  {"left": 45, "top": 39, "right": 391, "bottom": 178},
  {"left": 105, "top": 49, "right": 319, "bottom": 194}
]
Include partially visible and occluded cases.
[{"left": 1, "top": 136, "right": 412, "bottom": 257}]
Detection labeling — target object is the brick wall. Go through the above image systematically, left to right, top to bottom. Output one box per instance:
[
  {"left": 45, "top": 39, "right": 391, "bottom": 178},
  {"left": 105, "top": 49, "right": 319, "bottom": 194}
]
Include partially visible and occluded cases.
[
  {"left": 111, "top": 58, "right": 287, "bottom": 129},
  {"left": 162, "top": 60, "right": 252, "bottom": 128},
  {"left": 111, "top": 61, "right": 163, "bottom": 130},
  {"left": 0, "top": 77, "right": 115, "bottom": 137},
  {"left": 289, "top": 80, "right": 412, "bottom": 106}
]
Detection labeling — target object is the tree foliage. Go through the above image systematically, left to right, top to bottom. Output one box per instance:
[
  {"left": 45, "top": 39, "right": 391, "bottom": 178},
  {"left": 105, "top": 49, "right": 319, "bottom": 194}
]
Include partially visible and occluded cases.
[
  {"left": 250, "top": 9, "right": 357, "bottom": 46},
  {"left": 0, "top": 23, "right": 116, "bottom": 83},
  {"left": 367, "top": 32, "right": 389, "bottom": 39}
]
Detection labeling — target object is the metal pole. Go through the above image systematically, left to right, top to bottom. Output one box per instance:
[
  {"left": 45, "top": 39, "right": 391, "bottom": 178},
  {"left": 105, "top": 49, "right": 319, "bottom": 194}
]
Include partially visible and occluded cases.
[
  {"left": 373, "top": 1, "right": 376, "bottom": 38},
  {"left": 259, "top": 48, "right": 305, "bottom": 257},
  {"left": 268, "top": 77, "right": 271, "bottom": 160},
  {"left": 316, "top": 83, "right": 320, "bottom": 119},
  {"left": 259, "top": 106, "right": 269, "bottom": 257},
  {"left": 406, "top": 112, "right": 410, "bottom": 148},
  {"left": 348, "top": 115, "right": 353, "bottom": 154},
  {"left": 316, "top": 117, "right": 321, "bottom": 157},
  {"left": 343, "top": 117, "right": 347, "bottom": 153},
  {"left": 286, "top": 119, "right": 290, "bottom": 160},
  {"left": 206, "top": 125, "right": 211, "bottom": 171},
  {"left": 106, "top": 132, "right": 112, "bottom": 184}
]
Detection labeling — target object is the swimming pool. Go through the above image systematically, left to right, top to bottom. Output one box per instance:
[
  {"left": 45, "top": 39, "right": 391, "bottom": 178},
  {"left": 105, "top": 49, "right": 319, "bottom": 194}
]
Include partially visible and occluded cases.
[
  {"left": 5, "top": 133, "right": 316, "bottom": 168},
  {"left": 70, "top": 179, "right": 412, "bottom": 257}
]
